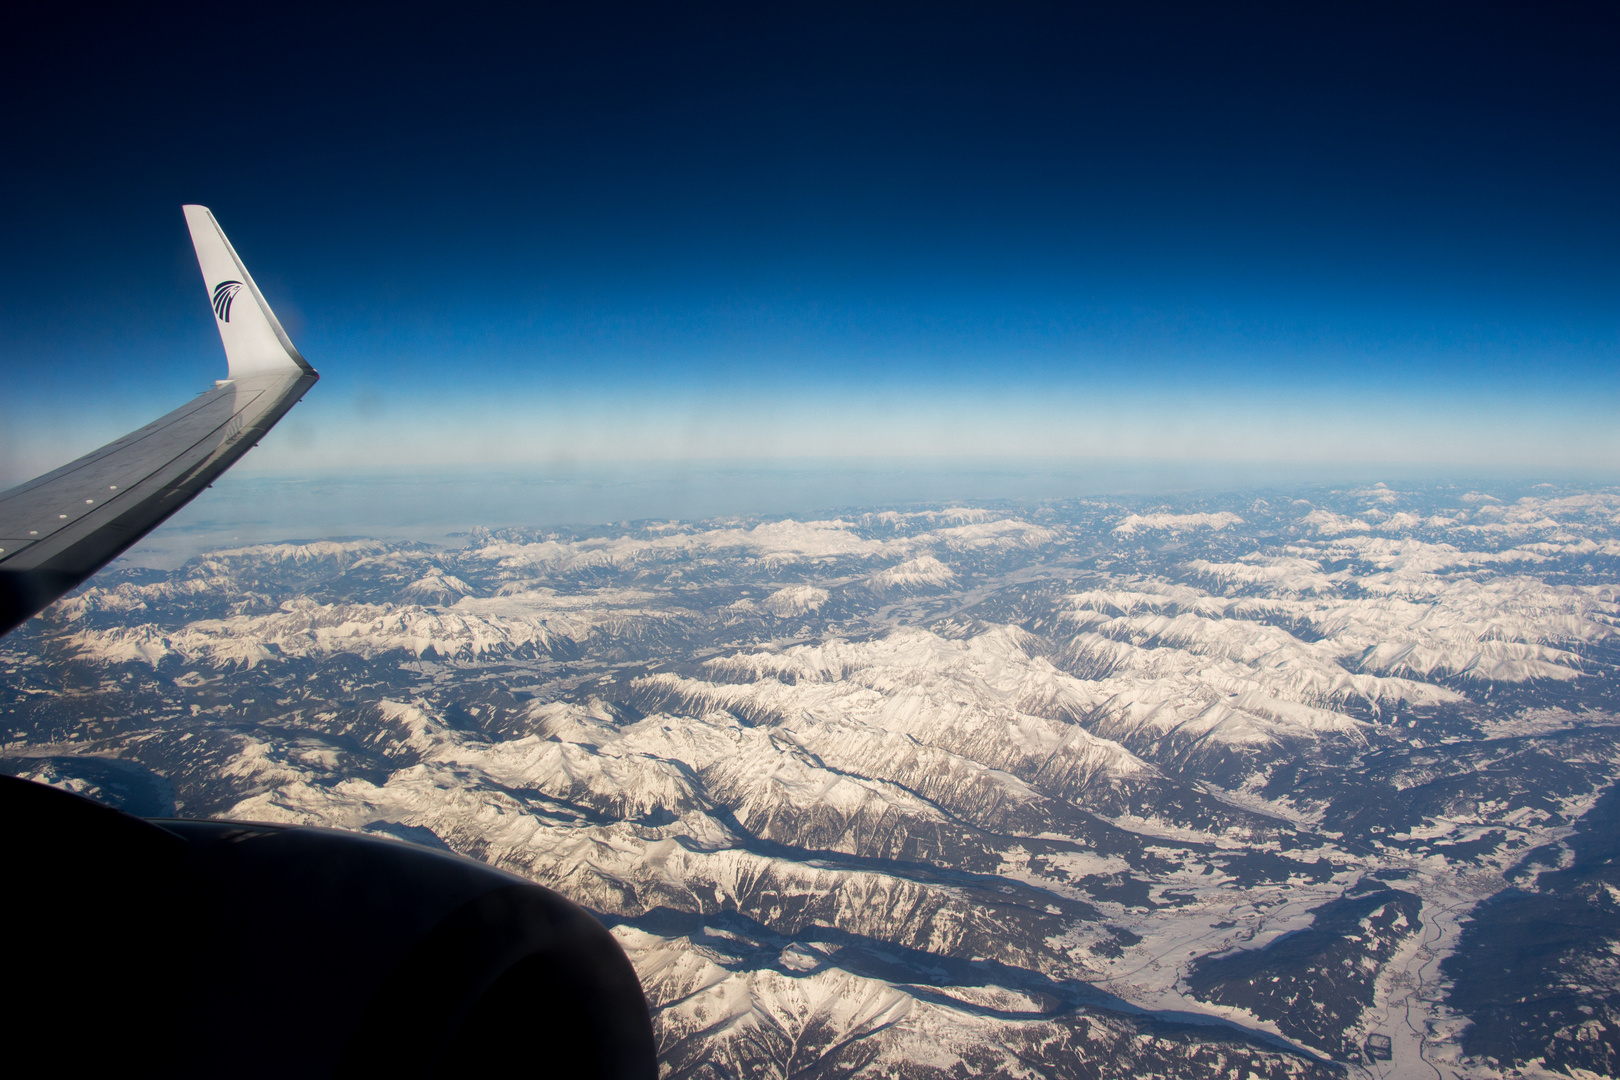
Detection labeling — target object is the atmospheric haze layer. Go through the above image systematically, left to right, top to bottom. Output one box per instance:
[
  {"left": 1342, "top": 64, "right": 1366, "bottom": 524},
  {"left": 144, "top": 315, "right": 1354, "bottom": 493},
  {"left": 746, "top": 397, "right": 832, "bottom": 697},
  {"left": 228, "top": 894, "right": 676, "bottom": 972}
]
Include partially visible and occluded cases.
[{"left": 6, "top": 480, "right": 1620, "bottom": 1077}]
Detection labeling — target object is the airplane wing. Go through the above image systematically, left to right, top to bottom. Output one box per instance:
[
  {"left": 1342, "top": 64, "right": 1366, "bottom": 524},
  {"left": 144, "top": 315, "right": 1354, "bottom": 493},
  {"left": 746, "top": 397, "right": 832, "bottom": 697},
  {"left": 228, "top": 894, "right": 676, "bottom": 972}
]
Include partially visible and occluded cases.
[
  {"left": 0, "top": 206, "right": 318, "bottom": 635},
  {"left": 0, "top": 211, "right": 657, "bottom": 1077}
]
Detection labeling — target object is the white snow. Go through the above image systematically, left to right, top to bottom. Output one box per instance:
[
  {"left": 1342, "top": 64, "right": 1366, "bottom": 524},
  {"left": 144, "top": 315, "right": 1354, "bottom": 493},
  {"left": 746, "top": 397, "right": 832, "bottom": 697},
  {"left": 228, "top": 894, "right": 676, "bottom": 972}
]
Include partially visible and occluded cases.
[
  {"left": 1114, "top": 512, "right": 1244, "bottom": 537},
  {"left": 761, "top": 585, "right": 830, "bottom": 616}
]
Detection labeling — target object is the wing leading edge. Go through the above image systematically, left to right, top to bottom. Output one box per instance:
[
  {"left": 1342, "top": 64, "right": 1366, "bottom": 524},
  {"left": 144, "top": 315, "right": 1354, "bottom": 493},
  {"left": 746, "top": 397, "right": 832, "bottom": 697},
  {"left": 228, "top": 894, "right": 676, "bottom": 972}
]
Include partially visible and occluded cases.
[{"left": 0, "top": 207, "right": 318, "bottom": 635}]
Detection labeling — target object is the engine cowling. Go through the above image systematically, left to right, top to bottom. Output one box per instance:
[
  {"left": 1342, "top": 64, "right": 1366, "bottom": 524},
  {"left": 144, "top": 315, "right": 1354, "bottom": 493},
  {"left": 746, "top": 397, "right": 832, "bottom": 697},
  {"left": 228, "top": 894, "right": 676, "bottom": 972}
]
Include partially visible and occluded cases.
[{"left": 1, "top": 774, "right": 657, "bottom": 1078}]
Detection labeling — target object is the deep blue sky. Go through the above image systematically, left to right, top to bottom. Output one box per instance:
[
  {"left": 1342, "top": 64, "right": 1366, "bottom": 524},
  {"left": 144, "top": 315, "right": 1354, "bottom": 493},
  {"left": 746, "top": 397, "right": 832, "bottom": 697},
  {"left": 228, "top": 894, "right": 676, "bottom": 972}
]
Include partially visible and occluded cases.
[{"left": 2, "top": 2, "right": 1617, "bottom": 484}]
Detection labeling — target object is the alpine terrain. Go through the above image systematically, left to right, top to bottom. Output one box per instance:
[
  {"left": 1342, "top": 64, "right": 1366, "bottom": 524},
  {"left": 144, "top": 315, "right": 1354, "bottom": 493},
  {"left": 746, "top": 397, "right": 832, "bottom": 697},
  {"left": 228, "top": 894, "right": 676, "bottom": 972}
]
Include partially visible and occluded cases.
[{"left": 5, "top": 482, "right": 1619, "bottom": 1078}]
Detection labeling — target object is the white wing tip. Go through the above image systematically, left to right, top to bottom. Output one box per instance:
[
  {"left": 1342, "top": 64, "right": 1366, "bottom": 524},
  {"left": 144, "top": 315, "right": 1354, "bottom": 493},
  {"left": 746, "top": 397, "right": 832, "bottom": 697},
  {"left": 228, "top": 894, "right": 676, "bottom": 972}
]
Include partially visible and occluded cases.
[{"left": 184, "top": 206, "right": 315, "bottom": 380}]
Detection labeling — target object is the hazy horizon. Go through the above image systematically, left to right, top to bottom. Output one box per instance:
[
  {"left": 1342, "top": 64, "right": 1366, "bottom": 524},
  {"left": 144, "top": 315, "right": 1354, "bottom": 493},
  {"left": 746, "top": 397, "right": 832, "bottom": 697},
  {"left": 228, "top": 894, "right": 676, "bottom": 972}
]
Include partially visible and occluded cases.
[{"left": 97, "top": 460, "right": 1620, "bottom": 569}]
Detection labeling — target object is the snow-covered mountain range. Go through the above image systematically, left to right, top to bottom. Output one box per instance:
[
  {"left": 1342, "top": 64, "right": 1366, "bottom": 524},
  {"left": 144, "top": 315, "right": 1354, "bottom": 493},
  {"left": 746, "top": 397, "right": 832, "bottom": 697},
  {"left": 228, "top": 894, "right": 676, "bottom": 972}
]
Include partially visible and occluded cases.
[{"left": 4, "top": 482, "right": 1619, "bottom": 1077}]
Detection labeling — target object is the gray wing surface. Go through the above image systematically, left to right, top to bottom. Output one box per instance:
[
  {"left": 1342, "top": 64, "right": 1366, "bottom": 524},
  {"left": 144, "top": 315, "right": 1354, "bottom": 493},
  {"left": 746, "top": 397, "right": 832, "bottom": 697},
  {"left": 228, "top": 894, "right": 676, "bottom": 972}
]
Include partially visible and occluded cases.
[{"left": 0, "top": 207, "right": 318, "bottom": 635}]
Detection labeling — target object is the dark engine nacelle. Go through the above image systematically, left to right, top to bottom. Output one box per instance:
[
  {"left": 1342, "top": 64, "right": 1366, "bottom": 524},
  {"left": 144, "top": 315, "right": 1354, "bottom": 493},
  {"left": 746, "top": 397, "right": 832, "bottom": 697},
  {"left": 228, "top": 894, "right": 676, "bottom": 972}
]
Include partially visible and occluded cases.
[{"left": 1, "top": 775, "right": 657, "bottom": 1077}]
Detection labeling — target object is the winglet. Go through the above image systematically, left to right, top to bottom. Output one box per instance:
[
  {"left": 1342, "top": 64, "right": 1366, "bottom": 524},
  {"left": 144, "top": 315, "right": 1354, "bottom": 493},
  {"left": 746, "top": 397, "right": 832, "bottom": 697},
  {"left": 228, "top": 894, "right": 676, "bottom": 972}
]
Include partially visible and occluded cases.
[{"left": 183, "top": 205, "right": 316, "bottom": 379}]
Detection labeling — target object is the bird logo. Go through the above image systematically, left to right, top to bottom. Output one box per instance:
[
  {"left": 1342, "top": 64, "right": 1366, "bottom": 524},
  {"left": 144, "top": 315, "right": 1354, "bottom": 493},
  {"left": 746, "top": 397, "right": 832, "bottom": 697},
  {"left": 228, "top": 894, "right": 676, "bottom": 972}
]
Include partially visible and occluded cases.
[{"left": 213, "top": 280, "right": 244, "bottom": 322}]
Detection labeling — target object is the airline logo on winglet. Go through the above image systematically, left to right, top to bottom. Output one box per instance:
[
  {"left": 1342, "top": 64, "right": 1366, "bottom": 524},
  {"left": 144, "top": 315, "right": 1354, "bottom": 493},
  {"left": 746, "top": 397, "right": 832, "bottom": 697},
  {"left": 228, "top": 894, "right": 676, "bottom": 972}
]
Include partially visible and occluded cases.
[{"left": 212, "top": 280, "right": 244, "bottom": 322}]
